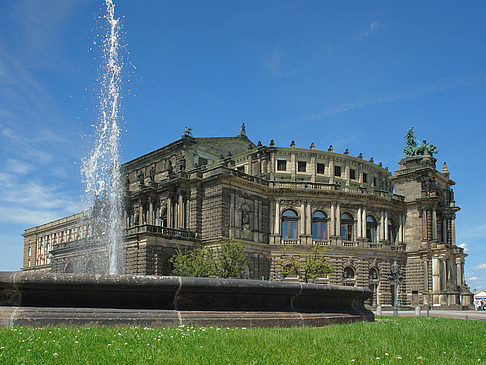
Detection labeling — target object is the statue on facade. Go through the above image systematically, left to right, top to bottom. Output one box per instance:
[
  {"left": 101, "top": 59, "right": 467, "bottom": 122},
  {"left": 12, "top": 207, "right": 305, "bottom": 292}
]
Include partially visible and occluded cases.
[
  {"left": 240, "top": 122, "right": 246, "bottom": 136},
  {"left": 183, "top": 126, "right": 192, "bottom": 137},
  {"left": 403, "top": 127, "right": 438, "bottom": 156},
  {"left": 180, "top": 156, "right": 186, "bottom": 171},
  {"left": 149, "top": 165, "right": 156, "bottom": 182},
  {"left": 137, "top": 170, "right": 145, "bottom": 185},
  {"left": 124, "top": 174, "right": 130, "bottom": 190}
]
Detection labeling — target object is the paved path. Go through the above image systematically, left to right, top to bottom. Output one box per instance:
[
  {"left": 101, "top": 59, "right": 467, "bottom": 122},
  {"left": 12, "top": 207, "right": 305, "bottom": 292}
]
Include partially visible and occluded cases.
[{"left": 374, "top": 310, "right": 486, "bottom": 321}]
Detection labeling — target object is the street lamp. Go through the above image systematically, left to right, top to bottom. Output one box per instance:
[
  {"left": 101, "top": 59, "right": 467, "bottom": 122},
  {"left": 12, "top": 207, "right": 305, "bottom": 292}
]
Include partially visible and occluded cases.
[{"left": 389, "top": 260, "right": 403, "bottom": 317}]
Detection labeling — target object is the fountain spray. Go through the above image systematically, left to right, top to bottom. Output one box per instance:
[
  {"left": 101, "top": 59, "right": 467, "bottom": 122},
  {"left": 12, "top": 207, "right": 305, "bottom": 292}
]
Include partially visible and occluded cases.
[{"left": 82, "top": 0, "right": 124, "bottom": 274}]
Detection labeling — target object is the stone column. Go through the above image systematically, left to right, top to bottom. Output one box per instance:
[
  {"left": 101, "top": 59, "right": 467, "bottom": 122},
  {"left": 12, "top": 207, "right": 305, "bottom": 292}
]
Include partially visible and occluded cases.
[
  {"left": 270, "top": 152, "right": 275, "bottom": 180},
  {"left": 257, "top": 153, "right": 262, "bottom": 176},
  {"left": 290, "top": 153, "right": 296, "bottom": 181},
  {"left": 247, "top": 155, "right": 253, "bottom": 176},
  {"left": 310, "top": 155, "right": 316, "bottom": 183},
  {"left": 329, "top": 160, "right": 334, "bottom": 184},
  {"left": 345, "top": 165, "right": 350, "bottom": 186},
  {"left": 180, "top": 194, "right": 185, "bottom": 228},
  {"left": 167, "top": 196, "right": 173, "bottom": 228},
  {"left": 148, "top": 197, "right": 154, "bottom": 225},
  {"left": 186, "top": 199, "right": 191, "bottom": 229},
  {"left": 269, "top": 200, "right": 274, "bottom": 234},
  {"left": 274, "top": 201, "right": 280, "bottom": 234},
  {"left": 300, "top": 201, "right": 306, "bottom": 236},
  {"left": 306, "top": 202, "right": 312, "bottom": 237},
  {"left": 330, "top": 203, "right": 335, "bottom": 236},
  {"left": 139, "top": 204, "right": 143, "bottom": 226},
  {"left": 336, "top": 204, "right": 341, "bottom": 238},
  {"left": 357, "top": 207, "right": 362, "bottom": 238},
  {"left": 362, "top": 208, "right": 366, "bottom": 239},
  {"left": 422, "top": 208, "right": 427, "bottom": 240},
  {"left": 426, "top": 209, "right": 433, "bottom": 240},
  {"left": 432, "top": 210, "right": 437, "bottom": 240},
  {"left": 379, "top": 211, "right": 384, "bottom": 241},
  {"left": 384, "top": 211, "right": 389, "bottom": 242},
  {"left": 398, "top": 215, "right": 403, "bottom": 243},
  {"left": 452, "top": 216, "right": 456, "bottom": 244},
  {"left": 442, "top": 219, "right": 447, "bottom": 244},
  {"left": 447, "top": 219, "right": 452, "bottom": 245},
  {"left": 432, "top": 255, "right": 440, "bottom": 296},
  {"left": 456, "top": 257, "right": 463, "bottom": 287},
  {"left": 440, "top": 258, "right": 447, "bottom": 291},
  {"left": 423, "top": 259, "right": 429, "bottom": 305}
]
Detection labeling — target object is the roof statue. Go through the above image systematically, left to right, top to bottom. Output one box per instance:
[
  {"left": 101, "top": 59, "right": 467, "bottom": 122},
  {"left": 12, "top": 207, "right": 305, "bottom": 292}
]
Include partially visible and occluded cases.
[
  {"left": 240, "top": 122, "right": 246, "bottom": 136},
  {"left": 183, "top": 126, "right": 193, "bottom": 137},
  {"left": 403, "top": 127, "right": 438, "bottom": 157}
]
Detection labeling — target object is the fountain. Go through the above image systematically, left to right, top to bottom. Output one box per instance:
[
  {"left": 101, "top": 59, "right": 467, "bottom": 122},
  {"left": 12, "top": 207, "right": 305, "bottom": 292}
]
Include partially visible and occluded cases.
[
  {"left": 0, "top": 0, "right": 374, "bottom": 328},
  {"left": 81, "top": 0, "right": 124, "bottom": 274}
]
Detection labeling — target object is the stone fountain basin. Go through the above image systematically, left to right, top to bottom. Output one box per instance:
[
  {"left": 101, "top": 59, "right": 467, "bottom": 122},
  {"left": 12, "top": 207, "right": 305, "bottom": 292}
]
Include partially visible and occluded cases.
[{"left": 0, "top": 271, "right": 373, "bottom": 328}]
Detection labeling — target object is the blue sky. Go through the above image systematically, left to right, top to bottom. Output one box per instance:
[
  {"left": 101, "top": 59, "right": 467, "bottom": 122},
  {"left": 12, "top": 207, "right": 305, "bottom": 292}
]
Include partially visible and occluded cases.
[{"left": 0, "top": 1, "right": 485, "bottom": 289}]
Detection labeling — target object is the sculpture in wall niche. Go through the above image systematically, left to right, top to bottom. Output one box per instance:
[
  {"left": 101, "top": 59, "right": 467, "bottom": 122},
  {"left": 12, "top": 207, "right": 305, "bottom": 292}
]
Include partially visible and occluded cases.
[
  {"left": 403, "top": 127, "right": 439, "bottom": 156},
  {"left": 180, "top": 157, "right": 186, "bottom": 171},
  {"left": 167, "top": 160, "right": 174, "bottom": 173},
  {"left": 149, "top": 165, "right": 156, "bottom": 182},
  {"left": 137, "top": 170, "right": 145, "bottom": 185},
  {"left": 124, "top": 174, "right": 130, "bottom": 190},
  {"left": 420, "top": 176, "right": 435, "bottom": 194},
  {"left": 241, "top": 206, "right": 250, "bottom": 228}
]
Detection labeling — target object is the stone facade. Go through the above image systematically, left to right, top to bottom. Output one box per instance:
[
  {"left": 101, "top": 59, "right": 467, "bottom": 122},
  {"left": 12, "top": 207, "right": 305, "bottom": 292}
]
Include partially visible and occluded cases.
[{"left": 22, "top": 131, "right": 472, "bottom": 309}]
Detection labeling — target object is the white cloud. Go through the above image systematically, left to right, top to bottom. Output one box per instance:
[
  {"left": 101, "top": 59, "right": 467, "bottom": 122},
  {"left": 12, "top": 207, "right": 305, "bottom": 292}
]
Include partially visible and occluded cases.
[
  {"left": 355, "top": 21, "right": 379, "bottom": 39},
  {"left": 304, "top": 75, "right": 486, "bottom": 122},
  {"left": 6, "top": 158, "right": 34, "bottom": 175},
  {"left": 458, "top": 243, "right": 468, "bottom": 252},
  {"left": 474, "top": 264, "right": 486, "bottom": 270},
  {"left": 468, "top": 276, "right": 479, "bottom": 281}
]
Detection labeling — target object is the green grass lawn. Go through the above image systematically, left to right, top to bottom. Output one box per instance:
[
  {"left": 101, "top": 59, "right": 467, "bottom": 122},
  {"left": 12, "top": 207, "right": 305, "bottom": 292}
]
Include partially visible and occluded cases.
[{"left": 0, "top": 317, "right": 484, "bottom": 364}]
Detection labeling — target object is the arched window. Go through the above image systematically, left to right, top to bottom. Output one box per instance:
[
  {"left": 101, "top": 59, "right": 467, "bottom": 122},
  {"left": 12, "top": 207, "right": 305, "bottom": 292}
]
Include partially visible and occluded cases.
[
  {"left": 281, "top": 209, "right": 298, "bottom": 239},
  {"left": 312, "top": 211, "right": 327, "bottom": 240},
  {"left": 340, "top": 213, "right": 354, "bottom": 241},
  {"left": 366, "top": 215, "right": 377, "bottom": 243},
  {"left": 388, "top": 219, "right": 396, "bottom": 244},
  {"left": 436, "top": 219, "right": 443, "bottom": 242},
  {"left": 343, "top": 267, "right": 355, "bottom": 280},
  {"left": 368, "top": 268, "right": 379, "bottom": 306},
  {"left": 369, "top": 268, "right": 378, "bottom": 281}
]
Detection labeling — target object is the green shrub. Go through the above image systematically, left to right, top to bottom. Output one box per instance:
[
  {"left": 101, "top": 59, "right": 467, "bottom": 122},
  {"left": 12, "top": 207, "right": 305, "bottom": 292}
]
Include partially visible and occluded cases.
[
  {"left": 169, "top": 240, "right": 248, "bottom": 278},
  {"left": 280, "top": 243, "right": 334, "bottom": 283}
]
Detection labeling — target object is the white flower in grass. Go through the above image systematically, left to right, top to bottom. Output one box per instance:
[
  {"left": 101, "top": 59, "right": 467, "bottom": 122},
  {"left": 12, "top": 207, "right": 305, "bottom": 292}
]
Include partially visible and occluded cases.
[
  {"left": 53, "top": 353, "right": 58, "bottom": 357},
  {"left": 385, "top": 353, "right": 389, "bottom": 356},
  {"left": 417, "top": 356, "right": 422, "bottom": 359},
  {"left": 376, "top": 357, "right": 380, "bottom": 360}
]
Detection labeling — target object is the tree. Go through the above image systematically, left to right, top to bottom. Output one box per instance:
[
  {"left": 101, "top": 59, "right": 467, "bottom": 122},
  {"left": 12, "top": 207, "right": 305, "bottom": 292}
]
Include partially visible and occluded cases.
[
  {"left": 169, "top": 239, "right": 248, "bottom": 279},
  {"left": 280, "top": 243, "right": 334, "bottom": 283}
]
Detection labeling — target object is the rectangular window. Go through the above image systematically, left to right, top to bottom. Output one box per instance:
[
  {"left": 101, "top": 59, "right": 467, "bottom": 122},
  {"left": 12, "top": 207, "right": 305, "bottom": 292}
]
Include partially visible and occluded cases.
[
  {"left": 277, "top": 160, "right": 287, "bottom": 171},
  {"left": 297, "top": 161, "right": 306, "bottom": 172},
  {"left": 317, "top": 163, "right": 325, "bottom": 174},
  {"left": 236, "top": 166, "right": 245, "bottom": 173},
  {"left": 334, "top": 166, "right": 342, "bottom": 177},
  {"left": 350, "top": 169, "right": 356, "bottom": 180},
  {"left": 363, "top": 173, "right": 368, "bottom": 184},
  {"left": 373, "top": 177, "right": 377, "bottom": 187},
  {"left": 312, "top": 222, "right": 327, "bottom": 240}
]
